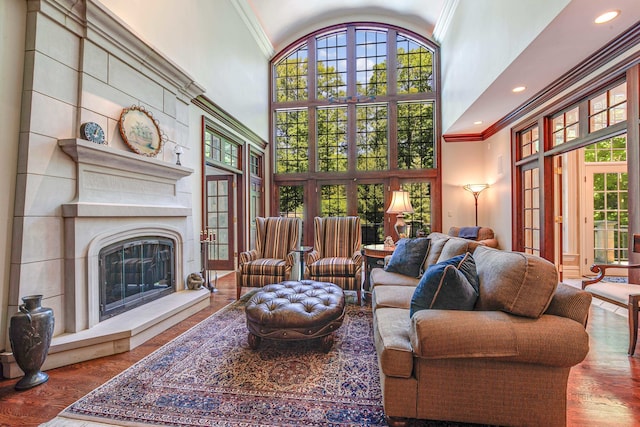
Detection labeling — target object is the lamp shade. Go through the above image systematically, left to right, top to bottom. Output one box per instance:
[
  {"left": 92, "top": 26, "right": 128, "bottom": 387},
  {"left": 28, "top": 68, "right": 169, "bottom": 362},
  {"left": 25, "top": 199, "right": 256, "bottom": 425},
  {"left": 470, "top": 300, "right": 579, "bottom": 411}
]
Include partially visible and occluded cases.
[
  {"left": 463, "top": 183, "right": 489, "bottom": 195},
  {"left": 386, "top": 190, "right": 414, "bottom": 214}
]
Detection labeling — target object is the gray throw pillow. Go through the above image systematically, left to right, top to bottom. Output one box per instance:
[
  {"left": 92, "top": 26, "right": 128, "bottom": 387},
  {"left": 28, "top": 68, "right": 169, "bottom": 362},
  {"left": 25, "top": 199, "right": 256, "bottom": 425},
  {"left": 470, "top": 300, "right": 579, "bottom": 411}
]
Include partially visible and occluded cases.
[
  {"left": 384, "top": 237, "right": 430, "bottom": 278},
  {"left": 409, "top": 253, "right": 479, "bottom": 317}
]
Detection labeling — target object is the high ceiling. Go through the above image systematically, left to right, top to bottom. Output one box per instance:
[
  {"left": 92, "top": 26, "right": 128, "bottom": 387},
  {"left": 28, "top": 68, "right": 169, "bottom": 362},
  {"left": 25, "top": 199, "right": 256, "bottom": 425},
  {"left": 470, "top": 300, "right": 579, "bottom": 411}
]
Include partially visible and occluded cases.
[
  {"left": 243, "top": 0, "right": 640, "bottom": 136},
  {"left": 245, "top": 0, "right": 446, "bottom": 52}
]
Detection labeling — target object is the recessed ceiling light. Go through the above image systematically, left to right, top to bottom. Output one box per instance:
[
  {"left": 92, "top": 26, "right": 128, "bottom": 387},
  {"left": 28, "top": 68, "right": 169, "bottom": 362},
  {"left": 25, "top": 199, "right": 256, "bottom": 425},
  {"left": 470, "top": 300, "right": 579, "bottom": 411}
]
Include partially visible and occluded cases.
[
  {"left": 595, "top": 10, "right": 620, "bottom": 24},
  {"left": 512, "top": 86, "right": 526, "bottom": 93},
  {"left": 473, "top": 121, "right": 483, "bottom": 125}
]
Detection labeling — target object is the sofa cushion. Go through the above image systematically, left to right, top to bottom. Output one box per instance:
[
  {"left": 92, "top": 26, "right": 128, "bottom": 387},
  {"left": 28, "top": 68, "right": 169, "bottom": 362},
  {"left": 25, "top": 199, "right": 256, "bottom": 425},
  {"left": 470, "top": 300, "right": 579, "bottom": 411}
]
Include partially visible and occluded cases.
[
  {"left": 423, "top": 233, "right": 450, "bottom": 267},
  {"left": 385, "top": 237, "right": 430, "bottom": 278},
  {"left": 437, "top": 237, "right": 483, "bottom": 264},
  {"left": 473, "top": 246, "right": 558, "bottom": 319},
  {"left": 410, "top": 255, "right": 478, "bottom": 317},
  {"left": 371, "top": 268, "right": 420, "bottom": 288},
  {"left": 373, "top": 285, "right": 415, "bottom": 310},
  {"left": 373, "top": 307, "right": 414, "bottom": 378},
  {"left": 410, "top": 310, "right": 589, "bottom": 366}
]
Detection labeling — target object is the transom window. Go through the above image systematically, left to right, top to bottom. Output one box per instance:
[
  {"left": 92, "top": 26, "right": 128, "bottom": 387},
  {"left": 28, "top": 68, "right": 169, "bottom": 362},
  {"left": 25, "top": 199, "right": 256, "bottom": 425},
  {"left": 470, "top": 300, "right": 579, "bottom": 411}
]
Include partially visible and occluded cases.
[
  {"left": 271, "top": 24, "right": 439, "bottom": 241},
  {"left": 589, "top": 81, "right": 627, "bottom": 132},
  {"left": 552, "top": 106, "right": 579, "bottom": 146},
  {"left": 204, "top": 124, "right": 241, "bottom": 170},
  {"left": 520, "top": 126, "right": 539, "bottom": 159}
]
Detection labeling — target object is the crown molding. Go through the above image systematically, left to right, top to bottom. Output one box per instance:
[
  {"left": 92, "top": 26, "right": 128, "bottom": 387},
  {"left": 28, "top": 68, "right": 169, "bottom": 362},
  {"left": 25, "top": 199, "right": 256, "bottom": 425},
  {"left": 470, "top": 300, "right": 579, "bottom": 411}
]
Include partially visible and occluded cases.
[
  {"left": 231, "top": 0, "right": 275, "bottom": 59},
  {"left": 432, "top": 0, "right": 459, "bottom": 43},
  {"left": 442, "top": 133, "right": 483, "bottom": 143}
]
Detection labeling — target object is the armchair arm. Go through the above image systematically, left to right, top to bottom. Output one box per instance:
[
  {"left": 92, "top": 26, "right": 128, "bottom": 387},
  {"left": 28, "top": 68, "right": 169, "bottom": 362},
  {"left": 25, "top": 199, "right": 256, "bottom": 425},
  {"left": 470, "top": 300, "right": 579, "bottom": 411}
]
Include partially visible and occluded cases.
[
  {"left": 478, "top": 238, "right": 499, "bottom": 248},
  {"left": 239, "top": 249, "right": 259, "bottom": 265},
  {"left": 305, "top": 250, "right": 320, "bottom": 265},
  {"left": 351, "top": 250, "right": 363, "bottom": 264},
  {"left": 285, "top": 251, "right": 297, "bottom": 267},
  {"left": 410, "top": 309, "right": 589, "bottom": 367}
]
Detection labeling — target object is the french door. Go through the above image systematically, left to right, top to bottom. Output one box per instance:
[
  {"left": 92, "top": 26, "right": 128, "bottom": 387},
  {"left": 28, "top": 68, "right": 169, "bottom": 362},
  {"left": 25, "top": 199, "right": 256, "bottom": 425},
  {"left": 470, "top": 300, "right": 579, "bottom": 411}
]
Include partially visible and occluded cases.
[
  {"left": 582, "top": 164, "right": 628, "bottom": 275},
  {"left": 205, "top": 175, "right": 234, "bottom": 270}
]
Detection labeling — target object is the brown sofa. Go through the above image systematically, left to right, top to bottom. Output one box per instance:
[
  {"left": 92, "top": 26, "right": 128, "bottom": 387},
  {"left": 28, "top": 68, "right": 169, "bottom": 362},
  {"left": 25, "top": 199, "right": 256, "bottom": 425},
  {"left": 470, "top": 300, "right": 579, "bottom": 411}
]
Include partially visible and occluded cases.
[{"left": 370, "top": 233, "right": 592, "bottom": 427}]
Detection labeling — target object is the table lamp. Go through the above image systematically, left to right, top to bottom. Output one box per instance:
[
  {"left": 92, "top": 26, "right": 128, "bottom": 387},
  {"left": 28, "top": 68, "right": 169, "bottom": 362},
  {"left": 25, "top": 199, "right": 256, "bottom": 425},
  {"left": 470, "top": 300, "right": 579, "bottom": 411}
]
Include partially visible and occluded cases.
[{"left": 386, "top": 190, "right": 414, "bottom": 239}]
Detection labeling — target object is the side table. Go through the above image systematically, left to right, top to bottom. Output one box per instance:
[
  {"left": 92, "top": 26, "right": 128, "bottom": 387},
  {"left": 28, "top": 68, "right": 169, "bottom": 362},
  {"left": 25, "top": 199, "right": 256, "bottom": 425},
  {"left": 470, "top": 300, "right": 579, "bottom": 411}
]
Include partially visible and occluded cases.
[
  {"left": 362, "top": 244, "right": 396, "bottom": 294},
  {"left": 294, "top": 246, "right": 313, "bottom": 280}
]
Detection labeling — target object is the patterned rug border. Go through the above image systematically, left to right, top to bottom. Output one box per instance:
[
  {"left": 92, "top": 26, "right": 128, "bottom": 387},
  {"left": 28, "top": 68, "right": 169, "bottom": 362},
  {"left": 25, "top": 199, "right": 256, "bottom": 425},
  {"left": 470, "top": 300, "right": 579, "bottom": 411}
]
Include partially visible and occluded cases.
[{"left": 50, "top": 291, "right": 386, "bottom": 427}]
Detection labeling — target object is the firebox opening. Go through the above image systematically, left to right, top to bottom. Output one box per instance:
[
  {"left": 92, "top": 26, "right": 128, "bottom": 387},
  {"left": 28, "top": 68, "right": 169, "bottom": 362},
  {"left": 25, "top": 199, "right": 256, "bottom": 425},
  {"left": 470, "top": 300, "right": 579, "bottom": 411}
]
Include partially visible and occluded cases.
[{"left": 99, "top": 237, "right": 175, "bottom": 321}]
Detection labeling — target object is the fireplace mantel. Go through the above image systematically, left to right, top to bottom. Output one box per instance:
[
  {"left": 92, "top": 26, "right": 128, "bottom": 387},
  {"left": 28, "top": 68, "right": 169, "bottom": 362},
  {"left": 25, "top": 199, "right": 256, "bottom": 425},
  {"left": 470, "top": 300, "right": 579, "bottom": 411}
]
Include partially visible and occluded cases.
[
  {"left": 58, "top": 138, "right": 193, "bottom": 217},
  {"left": 59, "top": 138, "right": 192, "bottom": 181}
]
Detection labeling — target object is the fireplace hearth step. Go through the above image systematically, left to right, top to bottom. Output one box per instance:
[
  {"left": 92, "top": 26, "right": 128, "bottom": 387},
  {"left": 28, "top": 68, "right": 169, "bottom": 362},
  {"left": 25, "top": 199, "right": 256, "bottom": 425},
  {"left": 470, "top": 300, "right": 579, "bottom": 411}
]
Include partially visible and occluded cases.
[{"left": 0, "top": 289, "right": 210, "bottom": 379}]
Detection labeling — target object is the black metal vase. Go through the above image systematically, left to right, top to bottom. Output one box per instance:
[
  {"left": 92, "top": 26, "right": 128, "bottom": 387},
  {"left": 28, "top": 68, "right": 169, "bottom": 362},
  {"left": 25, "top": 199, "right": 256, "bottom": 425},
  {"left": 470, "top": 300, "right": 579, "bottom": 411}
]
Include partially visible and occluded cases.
[{"left": 9, "top": 295, "right": 55, "bottom": 390}]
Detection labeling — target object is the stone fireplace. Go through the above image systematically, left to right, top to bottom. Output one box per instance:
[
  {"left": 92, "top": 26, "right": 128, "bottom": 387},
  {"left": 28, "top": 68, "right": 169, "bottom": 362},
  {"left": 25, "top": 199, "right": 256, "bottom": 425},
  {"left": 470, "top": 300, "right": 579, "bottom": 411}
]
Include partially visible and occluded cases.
[
  {"left": 0, "top": 0, "right": 208, "bottom": 378},
  {"left": 58, "top": 138, "right": 197, "bottom": 332}
]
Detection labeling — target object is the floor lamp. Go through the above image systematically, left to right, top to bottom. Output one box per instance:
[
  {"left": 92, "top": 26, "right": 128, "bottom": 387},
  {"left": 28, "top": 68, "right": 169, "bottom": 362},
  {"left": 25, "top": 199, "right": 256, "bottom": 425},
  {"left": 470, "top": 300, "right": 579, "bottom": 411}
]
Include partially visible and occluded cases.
[
  {"left": 463, "top": 184, "right": 489, "bottom": 226},
  {"left": 387, "top": 190, "right": 414, "bottom": 240}
]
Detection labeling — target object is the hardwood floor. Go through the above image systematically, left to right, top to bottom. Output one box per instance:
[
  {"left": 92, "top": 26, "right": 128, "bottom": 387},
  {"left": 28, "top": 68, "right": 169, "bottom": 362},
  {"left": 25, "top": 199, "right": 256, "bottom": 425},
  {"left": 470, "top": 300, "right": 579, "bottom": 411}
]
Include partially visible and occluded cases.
[{"left": 0, "top": 274, "right": 639, "bottom": 427}]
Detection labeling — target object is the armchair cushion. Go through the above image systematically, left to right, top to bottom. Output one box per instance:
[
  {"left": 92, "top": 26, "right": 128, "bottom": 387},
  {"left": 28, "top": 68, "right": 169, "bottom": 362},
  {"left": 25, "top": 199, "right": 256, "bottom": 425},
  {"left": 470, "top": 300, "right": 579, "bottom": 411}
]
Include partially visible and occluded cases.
[
  {"left": 385, "top": 237, "right": 430, "bottom": 278},
  {"left": 307, "top": 257, "right": 358, "bottom": 277},
  {"left": 240, "top": 258, "right": 286, "bottom": 276}
]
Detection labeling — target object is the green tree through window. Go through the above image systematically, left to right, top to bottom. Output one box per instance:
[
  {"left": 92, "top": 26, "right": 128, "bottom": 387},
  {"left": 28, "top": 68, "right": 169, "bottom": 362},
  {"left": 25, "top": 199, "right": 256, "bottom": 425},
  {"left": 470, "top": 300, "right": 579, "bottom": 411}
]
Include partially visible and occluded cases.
[{"left": 272, "top": 24, "right": 439, "bottom": 240}]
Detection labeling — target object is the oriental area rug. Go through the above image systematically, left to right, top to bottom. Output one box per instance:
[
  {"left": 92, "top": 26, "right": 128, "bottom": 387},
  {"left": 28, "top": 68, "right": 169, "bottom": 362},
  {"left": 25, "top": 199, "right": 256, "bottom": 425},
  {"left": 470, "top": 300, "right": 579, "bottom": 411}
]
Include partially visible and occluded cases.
[
  {"left": 45, "top": 294, "right": 485, "bottom": 427},
  {"left": 48, "top": 294, "right": 386, "bottom": 427}
]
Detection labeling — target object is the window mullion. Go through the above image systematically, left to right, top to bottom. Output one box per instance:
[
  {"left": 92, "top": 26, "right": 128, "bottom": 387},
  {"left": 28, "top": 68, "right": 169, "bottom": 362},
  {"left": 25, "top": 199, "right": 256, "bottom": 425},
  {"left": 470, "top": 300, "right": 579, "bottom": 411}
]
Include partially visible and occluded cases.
[{"left": 346, "top": 26, "right": 356, "bottom": 97}]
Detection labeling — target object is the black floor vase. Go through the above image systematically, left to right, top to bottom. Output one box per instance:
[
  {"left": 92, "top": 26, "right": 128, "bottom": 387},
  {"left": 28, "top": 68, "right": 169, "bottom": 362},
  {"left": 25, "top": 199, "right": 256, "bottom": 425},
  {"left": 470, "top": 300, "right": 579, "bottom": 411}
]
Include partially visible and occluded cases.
[{"left": 9, "top": 295, "right": 55, "bottom": 390}]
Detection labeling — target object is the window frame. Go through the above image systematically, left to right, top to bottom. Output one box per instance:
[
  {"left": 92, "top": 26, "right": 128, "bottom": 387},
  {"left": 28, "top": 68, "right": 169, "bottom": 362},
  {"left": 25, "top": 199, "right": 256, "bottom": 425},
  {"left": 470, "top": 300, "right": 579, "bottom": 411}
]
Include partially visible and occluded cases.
[{"left": 270, "top": 22, "right": 442, "bottom": 242}]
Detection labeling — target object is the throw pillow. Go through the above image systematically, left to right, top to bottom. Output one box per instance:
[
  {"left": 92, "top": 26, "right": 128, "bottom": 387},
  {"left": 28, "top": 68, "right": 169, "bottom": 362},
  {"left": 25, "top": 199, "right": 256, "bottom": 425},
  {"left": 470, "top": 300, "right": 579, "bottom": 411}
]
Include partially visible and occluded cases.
[
  {"left": 384, "top": 237, "right": 430, "bottom": 278},
  {"left": 457, "top": 252, "right": 479, "bottom": 293},
  {"left": 409, "top": 254, "right": 478, "bottom": 317}
]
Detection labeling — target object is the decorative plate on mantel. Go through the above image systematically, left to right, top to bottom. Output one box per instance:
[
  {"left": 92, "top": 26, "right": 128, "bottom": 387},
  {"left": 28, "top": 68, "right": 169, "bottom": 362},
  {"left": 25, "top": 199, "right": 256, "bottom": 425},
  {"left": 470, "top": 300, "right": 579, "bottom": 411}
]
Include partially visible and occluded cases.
[{"left": 118, "top": 105, "right": 164, "bottom": 157}]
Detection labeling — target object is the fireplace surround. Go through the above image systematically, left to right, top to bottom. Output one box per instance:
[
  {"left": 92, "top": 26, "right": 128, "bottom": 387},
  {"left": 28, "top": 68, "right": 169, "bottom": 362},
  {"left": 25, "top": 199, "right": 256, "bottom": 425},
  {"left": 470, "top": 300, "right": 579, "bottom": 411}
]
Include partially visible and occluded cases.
[{"left": 1, "top": 0, "right": 208, "bottom": 379}]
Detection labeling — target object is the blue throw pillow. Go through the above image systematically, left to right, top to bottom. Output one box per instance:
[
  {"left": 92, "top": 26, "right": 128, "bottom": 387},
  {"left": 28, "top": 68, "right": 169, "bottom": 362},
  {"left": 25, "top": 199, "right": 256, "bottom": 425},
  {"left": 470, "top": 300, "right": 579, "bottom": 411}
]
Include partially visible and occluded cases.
[
  {"left": 384, "top": 237, "right": 430, "bottom": 278},
  {"left": 456, "top": 252, "right": 479, "bottom": 293},
  {"left": 409, "top": 254, "right": 479, "bottom": 317}
]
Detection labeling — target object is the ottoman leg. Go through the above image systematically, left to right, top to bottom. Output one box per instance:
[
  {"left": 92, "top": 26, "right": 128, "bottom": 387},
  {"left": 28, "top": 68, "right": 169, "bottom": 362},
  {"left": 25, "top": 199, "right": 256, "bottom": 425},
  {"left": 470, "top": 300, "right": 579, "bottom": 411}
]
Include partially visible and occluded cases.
[
  {"left": 248, "top": 333, "right": 261, "bottom": 350},
  {"left": 320, "top": 334, "right": 334, "bottom": 353}
]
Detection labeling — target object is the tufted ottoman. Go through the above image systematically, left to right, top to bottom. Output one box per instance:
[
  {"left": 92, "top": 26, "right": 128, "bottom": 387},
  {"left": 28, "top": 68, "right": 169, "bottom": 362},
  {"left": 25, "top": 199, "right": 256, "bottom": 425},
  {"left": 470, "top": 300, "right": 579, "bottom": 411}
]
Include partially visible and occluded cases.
[{"left": 245, "top": 280, "right": 346, "bottom": 352}]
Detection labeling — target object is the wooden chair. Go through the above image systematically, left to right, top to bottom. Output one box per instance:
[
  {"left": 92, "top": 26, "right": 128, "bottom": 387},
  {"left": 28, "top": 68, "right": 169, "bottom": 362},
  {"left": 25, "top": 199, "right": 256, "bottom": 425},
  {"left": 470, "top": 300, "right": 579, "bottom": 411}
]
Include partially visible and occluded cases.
[
  {"left": 305, "top": 216, "right": 363, "bottom": 303},
  {"left": 236, "top": 217, "right": 301, "bottom": 299},
  {"left": 582, "top": 264, "right": 640, "bottom": 355}
]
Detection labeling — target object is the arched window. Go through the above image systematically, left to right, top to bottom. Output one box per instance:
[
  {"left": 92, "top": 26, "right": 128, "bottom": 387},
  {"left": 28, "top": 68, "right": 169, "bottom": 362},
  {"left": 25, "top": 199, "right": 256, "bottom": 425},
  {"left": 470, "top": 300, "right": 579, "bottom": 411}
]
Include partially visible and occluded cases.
[{"left": 271, "top": 23, "right": 440, "bottom": 244}]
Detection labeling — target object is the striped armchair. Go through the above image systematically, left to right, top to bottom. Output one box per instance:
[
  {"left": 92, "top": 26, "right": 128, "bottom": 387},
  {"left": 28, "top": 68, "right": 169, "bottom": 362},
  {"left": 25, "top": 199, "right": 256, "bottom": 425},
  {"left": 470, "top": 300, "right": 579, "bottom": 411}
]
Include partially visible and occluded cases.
[
  {"left": 305, "top": 216, "right": 363, "bottom": 303},
  {"left": 236, "top": 217, "right": 301, "bottom": 299}
]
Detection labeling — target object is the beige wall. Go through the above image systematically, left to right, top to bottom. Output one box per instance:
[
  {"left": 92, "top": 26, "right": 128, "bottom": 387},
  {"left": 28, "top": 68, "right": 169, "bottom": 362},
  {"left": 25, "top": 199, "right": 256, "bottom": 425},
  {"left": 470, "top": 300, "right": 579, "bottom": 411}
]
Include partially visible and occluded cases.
[
  {"left": 0, "top": 0, "right": 27, "bottom": 352},
  {"left": 100, "top": 0, "right": 270, "bottom": 141}
]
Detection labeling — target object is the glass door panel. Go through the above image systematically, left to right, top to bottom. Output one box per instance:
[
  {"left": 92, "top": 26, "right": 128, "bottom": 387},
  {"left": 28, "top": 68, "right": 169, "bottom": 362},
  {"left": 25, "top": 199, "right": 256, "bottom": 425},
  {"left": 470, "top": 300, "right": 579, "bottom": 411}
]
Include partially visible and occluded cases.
[{"left": 205, "top": 175, "right": 234, "bottom": 270}]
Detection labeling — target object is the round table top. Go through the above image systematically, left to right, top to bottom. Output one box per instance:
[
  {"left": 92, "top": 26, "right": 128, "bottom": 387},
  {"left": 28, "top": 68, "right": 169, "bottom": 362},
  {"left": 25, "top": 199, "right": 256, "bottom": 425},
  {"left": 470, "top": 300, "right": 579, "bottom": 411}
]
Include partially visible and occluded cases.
[{"left": 363, "top": 244, "right": 396, "bottom": 256}]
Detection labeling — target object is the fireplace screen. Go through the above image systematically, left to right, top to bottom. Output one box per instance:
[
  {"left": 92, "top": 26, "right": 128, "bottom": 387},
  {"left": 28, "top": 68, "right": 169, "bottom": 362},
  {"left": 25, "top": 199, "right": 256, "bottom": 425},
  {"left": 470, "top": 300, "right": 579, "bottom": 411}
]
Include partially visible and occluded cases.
[{"left": 99, "top": 237, "right": 175, "bottom": 321}]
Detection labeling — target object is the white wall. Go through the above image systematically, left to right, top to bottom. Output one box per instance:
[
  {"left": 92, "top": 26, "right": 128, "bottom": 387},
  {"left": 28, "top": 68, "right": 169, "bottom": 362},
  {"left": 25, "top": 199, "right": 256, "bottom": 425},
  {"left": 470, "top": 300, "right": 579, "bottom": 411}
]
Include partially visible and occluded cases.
[
  {"left": 0, "top": 0, "right": 26, "bottom": 351},
  {"left": 100, "top": 0, "right": 270, "bottom": 141},
  {"left": 439, "top": 0, "right": 569, "bottom": 133}
]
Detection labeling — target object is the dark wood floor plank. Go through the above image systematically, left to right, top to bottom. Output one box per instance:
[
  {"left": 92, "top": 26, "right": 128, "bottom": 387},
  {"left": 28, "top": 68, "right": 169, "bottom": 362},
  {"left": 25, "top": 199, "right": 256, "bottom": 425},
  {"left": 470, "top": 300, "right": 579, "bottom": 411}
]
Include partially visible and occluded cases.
[{"left": 1, "top": 275, "right": 639, "bottom": 426}]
